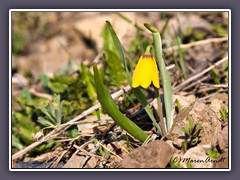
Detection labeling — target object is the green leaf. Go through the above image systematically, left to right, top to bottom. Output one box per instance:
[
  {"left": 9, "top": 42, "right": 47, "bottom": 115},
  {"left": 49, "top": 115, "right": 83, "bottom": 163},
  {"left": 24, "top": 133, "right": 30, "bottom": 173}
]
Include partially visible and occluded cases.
[
  {"left": 160, "top": 19, "right": 169, "bottom": 39},
  {"left": 106, "top": 21, "right": 131, "bottom": 84},
  {"left": 101, "top": 23, "right": 116, "bottom": 52},
  {"left": 211, "top": 24, "right": 227, "bottom": 35},
  {"left": 150, "top": 27, "right": 173, "bottom": 131},
  {"left": 13, "top": 32, "right": 27, "bottom": 54},
  {"left": 104, "top": 50, "right": 127, "bottom": 86},
  {"left": 80, "top": 63, "right": 96, "bottom": 99},
  {"left": 93, "top": 64, "right": 148, "bottom": 142},
  {"left": 211, "top": 67, "right": 220, "bottom": 84},
  {"left": 38, "top": 73, "right": 49, "bottom": 85},
  {"left": 175, "top": 99, "right": 181, "bottom": 112},
  {"left": 41, "top": 105, "right": 56, "bottom": 124},
  {"left": 96, "top": 109, "right": 101, "bottom": 126},
  {"left": 37, "top": 116, "right": 55, "bottom": 127},
  {"left": 188, "top": 117, "right": 194, "bottom": 132},
  {"left": 17, "top": 119, "right": 38, "bottom": 145},
  {"left": 193, "top": 123, "right": 202, "bottom": 136},
  {"left": 67, "top": 125, "right": 79, "bottom": 138},
  {"left": 180, "top": 127, "right": 190, "bottom": 136},
  {"left": 12, "top": 135, "right": 23, "bottom": 150},
  {"left": 190, "top": 137, "right": 199, "bottom": 146},
  {"left": 182, "top": 141, "right": 188, "bottom": 151},
  {"left": 206, "top": 150, "right": 220, "bottom": 158},
  {"left": 169, "top": 156, "right": 181, "bottom": 168},
  {"left": 186, "top": 162, "right": 193, "bottom": 168}
]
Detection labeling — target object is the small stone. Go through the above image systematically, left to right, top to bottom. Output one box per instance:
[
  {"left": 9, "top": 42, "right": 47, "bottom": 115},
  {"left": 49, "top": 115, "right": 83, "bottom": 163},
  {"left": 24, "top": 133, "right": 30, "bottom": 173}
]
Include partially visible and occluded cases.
[
  {"left": 217, "top": 126, "right": 228, "bottom": 151},
  {"left": 120, "top": 140, "right": 174, "bottom": 168}
]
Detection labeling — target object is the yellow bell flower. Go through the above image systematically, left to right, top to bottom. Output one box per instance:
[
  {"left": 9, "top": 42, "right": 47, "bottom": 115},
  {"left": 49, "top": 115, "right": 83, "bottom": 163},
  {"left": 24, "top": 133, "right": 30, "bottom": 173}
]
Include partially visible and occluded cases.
[{"left": 132, "top": 50, "right": 160, "bottom": 89}]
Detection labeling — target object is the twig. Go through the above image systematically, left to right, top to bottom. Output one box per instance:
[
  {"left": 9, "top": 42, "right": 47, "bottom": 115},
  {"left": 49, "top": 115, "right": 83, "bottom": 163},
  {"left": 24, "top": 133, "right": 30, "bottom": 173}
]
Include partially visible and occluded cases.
[
  {"left": 163, "top": 37, "right": 228, "bottom": 53},
  {"left": 173, "top": 56, "right": 228, "bottom": 92},
  {"left": 181, "top": 75, "right": 210, "bottom": 92},
  {"left": 200, "top": 83, "right": 228, "bottom": 88},
  {"left": 197, "top": 85, "right": 228, "bottom": 93},
  {"left": 198, "top": 89, "right": 227, "bottom": 101},
  {"left": 98, "top": 141, "right": 123, "bottom": 160},
  {"left": 73, "top": 144, "right": 95, "bottom": 158},
  {"left": 49, "top": 149, "right": 69, "bottom": 168}
]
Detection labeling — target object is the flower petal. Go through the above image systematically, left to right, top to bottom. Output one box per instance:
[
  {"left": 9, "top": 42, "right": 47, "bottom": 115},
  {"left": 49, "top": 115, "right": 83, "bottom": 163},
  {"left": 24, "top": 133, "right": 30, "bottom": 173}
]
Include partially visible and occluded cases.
[
  {"left": 132, "top": 55, "right": 144, "bottom": 88},
  {"left": 140, "top": 55, "right": 154, "bottom": 88}
]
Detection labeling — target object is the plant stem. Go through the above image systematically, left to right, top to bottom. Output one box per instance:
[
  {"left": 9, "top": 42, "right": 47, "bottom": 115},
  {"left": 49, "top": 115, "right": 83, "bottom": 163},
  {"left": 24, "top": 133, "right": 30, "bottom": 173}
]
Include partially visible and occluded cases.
[
  {"left": 155, "top": 88, "right": 167, "bottom": 137},
  {"left": 155, "top": 88, "right": 167, "bottom": 136}
]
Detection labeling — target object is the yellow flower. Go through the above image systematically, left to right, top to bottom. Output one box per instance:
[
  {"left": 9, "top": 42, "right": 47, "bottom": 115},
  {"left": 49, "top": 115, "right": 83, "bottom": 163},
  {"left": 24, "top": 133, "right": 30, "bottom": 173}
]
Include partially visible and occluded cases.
[{"left": 132, "top": 53, "right": 160, "bottom": 88}]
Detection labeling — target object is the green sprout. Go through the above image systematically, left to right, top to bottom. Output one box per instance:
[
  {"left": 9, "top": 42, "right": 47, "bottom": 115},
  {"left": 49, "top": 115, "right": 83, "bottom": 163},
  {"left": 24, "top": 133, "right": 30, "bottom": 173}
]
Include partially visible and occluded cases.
[
  {"left": 210, "top": 65, "right": 220, "bottom": 84},
  {"left": 37, "top": 94, "right": 64, "bottom": 127},
  {"left": 175, "top": 99, "right": 181, "bottom": 113},
  {"left": 219, "top": 107, "right": 228, "bottom": 121},
  {"left": 180, "top": 117, "right": 202, "bottom": 151},
  {"left": 206, "top": 149, "right": 220, "bottom": 158},
  {"left": 169, "top": 157, "right": 181, "bottom": 168}
]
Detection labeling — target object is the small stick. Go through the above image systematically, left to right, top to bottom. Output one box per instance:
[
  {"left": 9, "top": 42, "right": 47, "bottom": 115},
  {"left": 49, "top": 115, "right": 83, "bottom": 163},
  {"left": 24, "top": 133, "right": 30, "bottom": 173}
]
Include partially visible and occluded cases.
[
  {"left": 164, "top": 37, "right": 228, "bottom": 53},
  {"left": 173, "top": 56, "right": 228, "bottom": 92},
  {"left": 180, "top": 75, "right": 209, "bottom": 92},
  {"left": 98, "top": 141, "right": 123, "bottom": 160},
  {"left": 73, "top": 144, "right": 95, "bottom": 158}
]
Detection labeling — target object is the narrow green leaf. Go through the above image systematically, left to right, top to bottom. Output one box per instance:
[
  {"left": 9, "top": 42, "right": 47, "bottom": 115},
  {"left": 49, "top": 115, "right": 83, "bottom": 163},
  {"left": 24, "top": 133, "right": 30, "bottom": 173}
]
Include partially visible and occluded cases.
[
  {"left": 160, "top": 19, "right": 169, "bottom": 39},
  {"left": 106, "top": 21, "right": 131, "bottom": 84},
  {"left": 152, "top": 31, "right": 173, "bottom": 131},
  {"left": 104, "top": 50, "right": 127, "bottom": 86},
  {"left": 93, "top": 64, "right": 148, "bottom": 142},
  {"left": 211, "top": 66, "right": 220, "bottom": 84},
  {"left": 39, "top": 106, "right": 56, "bottom": 124},
  {"left": 96, "top": 109, "right": 101, "bottom": 126},
  {"left": 37, "top": 117, "right": 55, "bottom": 127},
  {"left": 188, "top": 117, "right": 194, "bottom": 131},
  {"left": 193, "top": 123, "right": 202, "bottom": 136},
  {"left": 180, "top": 127, "right": 190, "bottom": 136},
  {"left": 12, "top": 135, "right": 23, "bottom": 150},
  {"left": 191, "top": 137, "right": 199, "bottom": 146},
  {"left": 182, "top": 141, "right": 188, "bottom": 151}
]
